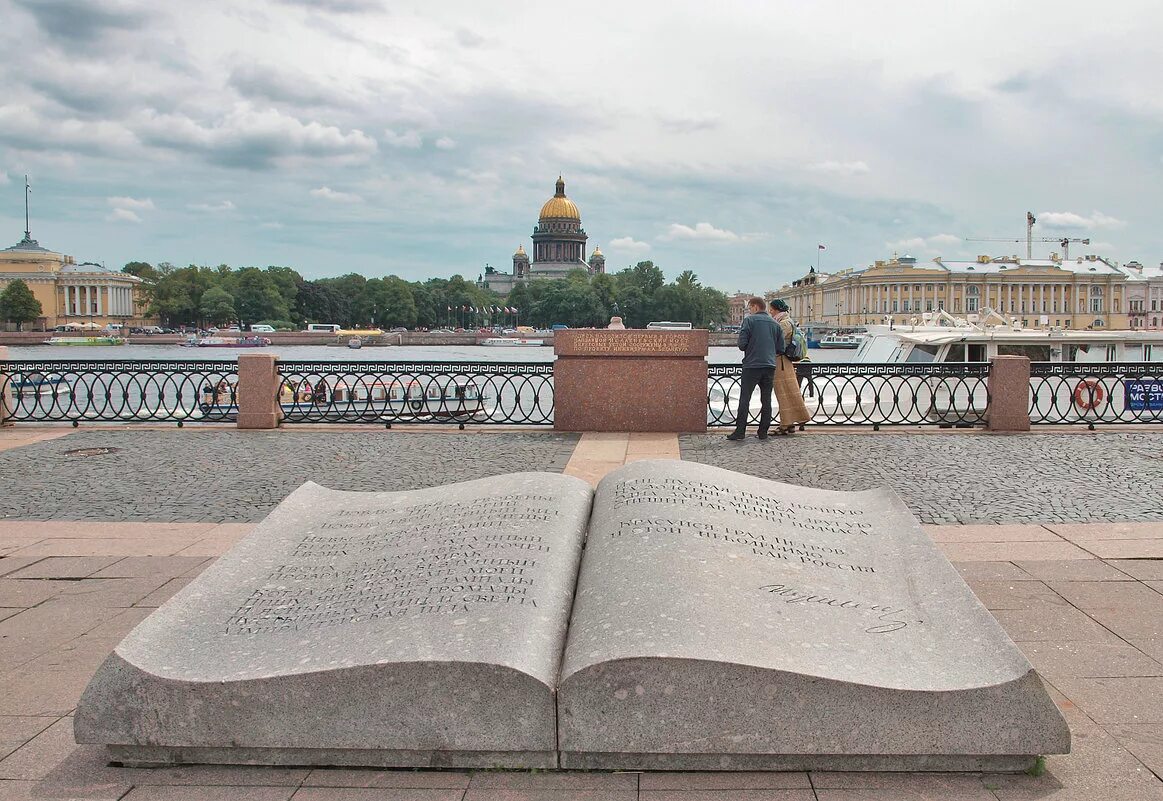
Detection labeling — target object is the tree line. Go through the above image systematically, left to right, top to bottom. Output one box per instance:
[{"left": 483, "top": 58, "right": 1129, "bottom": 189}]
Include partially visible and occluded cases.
[{"left": 108, "top": 260, "right": 731, "bottom": 330}]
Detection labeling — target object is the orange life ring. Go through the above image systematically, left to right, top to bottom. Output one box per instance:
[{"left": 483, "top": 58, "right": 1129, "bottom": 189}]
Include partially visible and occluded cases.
[{"left": 1073, "top": 379, "right": 1105, "bottom": 410}]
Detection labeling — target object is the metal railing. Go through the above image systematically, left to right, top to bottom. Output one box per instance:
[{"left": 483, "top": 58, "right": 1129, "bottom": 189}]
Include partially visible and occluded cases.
[
  {"left": 0, "top": 360, "right": 239, "bottom": 424},
  {"left": 276, "top": 361, "right": 554, "bottom": 426},
  {"left": 708, "top": 362, "right": 991, "bottom": 428},
  {"left": 1030, "top": 362, "right": 1163, "bottom": 426}
]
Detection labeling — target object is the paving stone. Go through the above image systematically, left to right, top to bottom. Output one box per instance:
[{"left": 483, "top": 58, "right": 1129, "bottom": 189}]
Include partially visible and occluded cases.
[
  {"left": 0, "top": 431, "right": 579, "bottom": 523},
  {"left": 680, "top": 432, "right": 1163, "bottom": 524},
  {"left": 1046, "top": 522, "right": 1163, "bottom": 541},
  {"left": 924, "top": 525, "right": 1060, "bottom": 543},
  {"left": 940, "top": 541, "right": 1093, "bottom": 562},
  {"left": 6, "top": 556, "right": 123, "bottom": 579},
  {"left": 91, "top": 556, "right": 211, "bottom": 578},
  {"left": 0, "top": 557, "right": 44, "bottom": 578},
  {"left": 1016, "top": 560, "right": 1131, "bottom": 581},
  {"left": 1107, "top": 560, "right": 1163, "bottom": 580},
  {"left": 954, "top": 561, "right": 1031, "bottom": 582},
  {"left": 0, "top": 578, "right": 70, "bottom": 607},
  {"left": 968, "top": 580, "right": 1068, "bottom": 610},
  {"left": 1048, "top": 581, "right": 1163, "bottom": 611},
  {"left": 992, "top": 606, "right": 1122, "bottom": 643},
  {"left": 1086, "top": 608, "right": 1163, "bottom": 641},
  {"left": 1018, "top": 642, "right": 1163, "bottom": 679},
  {"left": 1053, "top": 678, "right": 1163, "bottom": 725},
  {"left": 0, "top": 716, "right": 53, "bottom": 762},
  {"left": 1107, "top": 724, "right": 1163, "bottom": 778},
  {"left": 134, "top": 764, "right": 311, "bottom": 786},
  {"left": 302, "top": 769, "right": 471, "bottom": 788},
  {"left": 467, "top": 772, "right": 636, "bottom": 790},
  {"left": 640, "top": 773, "right": 811, "bottom": 790},
  {"left": 122, "top": 787, "right": 296, "bottom": 800},
  {"left": 292, "top": 790, "right": 466, "bottom": 801},
  {"left": 462, "top": 791, "right": 636, "bottom": 801},
  {"left": 639, "top": 792, "right": 814, "bottom": 801}
]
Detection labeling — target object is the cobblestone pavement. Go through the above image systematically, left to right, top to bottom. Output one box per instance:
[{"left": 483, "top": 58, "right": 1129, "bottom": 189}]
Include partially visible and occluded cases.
[
  {"left": 0, "top": 430, "right": 579, "bottom": 522},
  {"left": 681, "top": 431, "right": 1163, "bottom": 524}
]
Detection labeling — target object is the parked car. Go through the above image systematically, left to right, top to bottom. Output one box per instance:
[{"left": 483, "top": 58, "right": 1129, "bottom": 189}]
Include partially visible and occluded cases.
[
  {"left": 249, "top": 324, "right": 275, "bottom": 333},
  {"left": 141, "top": 326, "right": 164, "bottom": 334}
]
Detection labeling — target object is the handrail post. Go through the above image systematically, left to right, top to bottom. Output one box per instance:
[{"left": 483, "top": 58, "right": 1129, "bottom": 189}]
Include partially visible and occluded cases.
[
  {"left": 0, "top": 346, "right": 12, "bottom": 427},
  {"left": 236, "top": 353, "right": 282, "bottom": 430},
  {"left": 987, "top": 355, "right": 1031, "bottom": 432}
]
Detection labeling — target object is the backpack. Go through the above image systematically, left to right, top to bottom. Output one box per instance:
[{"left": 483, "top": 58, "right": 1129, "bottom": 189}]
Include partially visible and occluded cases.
[{"left": 783, "top": 319, "right": 808, "bottom": 362}]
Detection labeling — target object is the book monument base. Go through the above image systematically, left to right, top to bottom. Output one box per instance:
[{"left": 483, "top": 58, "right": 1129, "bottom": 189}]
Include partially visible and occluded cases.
[{"left": 75, "top": 461, "right": 1069, "bottom": 771}]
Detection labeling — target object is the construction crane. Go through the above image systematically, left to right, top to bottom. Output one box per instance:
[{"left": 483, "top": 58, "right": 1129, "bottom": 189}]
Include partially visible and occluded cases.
[{"left": 963, "top": 211, "right": 1090, "bottom": 260}]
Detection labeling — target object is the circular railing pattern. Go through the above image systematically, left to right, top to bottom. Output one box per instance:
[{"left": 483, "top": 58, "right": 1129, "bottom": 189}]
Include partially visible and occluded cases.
[
  {"left": 0, "top": 360, "right": 239, "bottom": 424},
  {"left": 276, "top": 361, "right": 554, "bottom": 426},
  {"left": 708, "top": 362, "right": 990, "bottom": 428},
  {"left": 1029, "top": 362, "right": 1163, "bottom": 426}
]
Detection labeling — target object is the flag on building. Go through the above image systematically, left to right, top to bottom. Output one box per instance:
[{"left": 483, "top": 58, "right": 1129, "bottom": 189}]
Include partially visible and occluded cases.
[{"left": 818, "top": 244, "right": 826, "bottom": 250}]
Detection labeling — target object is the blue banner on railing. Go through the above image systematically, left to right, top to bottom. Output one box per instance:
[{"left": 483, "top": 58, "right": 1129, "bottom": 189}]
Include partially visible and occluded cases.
[{"left": 1125, "top": 379, "right": 1163, "bottom": 411}]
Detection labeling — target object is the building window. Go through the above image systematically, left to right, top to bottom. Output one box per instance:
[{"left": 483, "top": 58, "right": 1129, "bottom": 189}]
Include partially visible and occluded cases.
[
  {"left": 914, "top": 284, "right": 921, "bottom": 291},
  {"left": 925, "top": 284, "right": 933, "bottom": 291},
  {"left": 967, "top": 285, "right": 980, "bottom": 296},
  {"left": 967, "top": 298, "right": 979, "bottom": 312},
  {"left": 1091, "top": 298, "right": 1103, "bottom": 313},
  {"left": 892, "top": 301, "right": 899, "bottom": 312},
  {"left": 926, "top": 301, "right": 933, "bottom": 312}
]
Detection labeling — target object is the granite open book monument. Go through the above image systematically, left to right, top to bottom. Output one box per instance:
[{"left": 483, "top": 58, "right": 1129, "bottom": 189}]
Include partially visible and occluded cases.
[{"left": 75, "top": 460, "right": 1070, "bottom": 771}]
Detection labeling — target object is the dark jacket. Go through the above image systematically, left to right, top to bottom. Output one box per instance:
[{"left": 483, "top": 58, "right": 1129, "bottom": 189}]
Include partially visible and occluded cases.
[{"left": 737, "top": 311, "right": 784, "bottom": 368}]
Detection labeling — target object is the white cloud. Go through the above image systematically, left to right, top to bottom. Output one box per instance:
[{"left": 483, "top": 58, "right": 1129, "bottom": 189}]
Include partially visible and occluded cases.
[
  {"left": 383, "top": 128, "right": 422, "bottom": 148},
  {"left": 434, "top": 136, "right": 456, "bottom": 150},
  {"left": 806, "top": 160, "right": 871, "bottom": 176},
  {"left": 0, "top": 171, "right": 9, "bottom": 185},
  {"left": 310, "top": 186, "right": 363, "bottom": 203},
  {"left": 107, "top": 196, "right": 154, "bottom": 210},
  {"left": 187, "top": 200, "right": 235, "bottom": 212},
  {"left": 106, "top": 207, "right": 142, "bottom": 223},
  {"left": 1038, "top": 211, "right": 1127, "bottom": 230},
  {"left": 661, "top": 222, "right": 740, "bottom": 242},
  {"left": 885, "top": 233, "right": 964, "bottom": 253},
  {"left": 608, "top": 236, "right": 651, "bottom": 253}
]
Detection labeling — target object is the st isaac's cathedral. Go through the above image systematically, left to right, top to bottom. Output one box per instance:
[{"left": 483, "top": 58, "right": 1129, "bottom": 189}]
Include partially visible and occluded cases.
[{"left": 479, "top": 176, "right": 605, "bottom": 294}]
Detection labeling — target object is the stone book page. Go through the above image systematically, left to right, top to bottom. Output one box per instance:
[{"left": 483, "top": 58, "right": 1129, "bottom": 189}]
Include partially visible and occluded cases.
[
  {"left": 558, "top": 459, "right": 1068, "bottom": 771},
  {"left": 76, "top": 473, "right": 593, "bottom": 768}
]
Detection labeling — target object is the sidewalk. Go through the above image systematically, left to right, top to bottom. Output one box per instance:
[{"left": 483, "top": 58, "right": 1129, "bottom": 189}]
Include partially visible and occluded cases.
[{"left": 1, "top": 428, "right": 1162, "bottom": 799}]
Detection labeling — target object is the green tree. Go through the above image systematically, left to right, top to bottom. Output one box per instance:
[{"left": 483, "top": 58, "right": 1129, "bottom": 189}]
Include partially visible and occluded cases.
[
  {"left": 233, "top": 268, "right": 288, "bottom": 326},
  {"left": 373, "top": 276, "right": 417, "bottom": 329},
  {"left": 0, "top": 280, "right": 43, "bottom": 330},
  {"left": 199, "top": 285, "right": 236, "bottom": 325}
]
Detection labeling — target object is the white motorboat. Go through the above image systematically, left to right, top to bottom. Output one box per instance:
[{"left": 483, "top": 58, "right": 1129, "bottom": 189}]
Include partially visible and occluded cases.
[
  {"left": 818, "top": 333, "right": 863, "bottom": 349},
  {"left": 480, "top": 337, "right": 545, "bottom": 347}
]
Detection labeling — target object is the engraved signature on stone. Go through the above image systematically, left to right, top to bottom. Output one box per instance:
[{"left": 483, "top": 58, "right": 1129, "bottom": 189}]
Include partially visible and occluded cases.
[{"left": 758, "top": 583, "right": 911, "bottom": 634}]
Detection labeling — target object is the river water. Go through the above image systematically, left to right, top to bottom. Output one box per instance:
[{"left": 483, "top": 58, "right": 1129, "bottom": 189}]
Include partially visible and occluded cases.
[{"left": 6, "top": 344, "right": 856, "bottom": 364}]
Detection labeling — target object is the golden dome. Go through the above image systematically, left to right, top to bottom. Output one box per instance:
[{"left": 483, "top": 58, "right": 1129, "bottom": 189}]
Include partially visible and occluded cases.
[
  {"left": 538, "top": 176, "right": 581, "bottom": 221},
  {"left": 514, "top": 244, "right": 527, "bottom": 257},
  {"left": 592, "top": 246, "right": 603, "bottom": 257}
]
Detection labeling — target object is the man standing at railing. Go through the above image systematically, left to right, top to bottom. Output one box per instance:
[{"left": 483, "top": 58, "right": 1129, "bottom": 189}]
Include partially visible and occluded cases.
[{"left": 727, "top": 296, "right": 783, "bottom": 441}]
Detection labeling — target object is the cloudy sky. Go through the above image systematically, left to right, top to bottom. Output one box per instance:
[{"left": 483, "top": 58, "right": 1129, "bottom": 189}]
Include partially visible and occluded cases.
[{"left": 1, "top": 0, "right": 1160, "bottom": 292}]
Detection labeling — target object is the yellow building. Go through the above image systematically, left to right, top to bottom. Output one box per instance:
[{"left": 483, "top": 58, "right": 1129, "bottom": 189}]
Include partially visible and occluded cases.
[
  {"left": 0, "top": 231, "right": 148, "bottom": 329},
  {"left": 772, "top": 253, "right": 1131, "bottom": 330}
]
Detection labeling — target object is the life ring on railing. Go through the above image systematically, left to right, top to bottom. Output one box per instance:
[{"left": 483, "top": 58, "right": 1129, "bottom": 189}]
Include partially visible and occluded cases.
[
  {"left": 1073, "top": 379, "right": 1106, "bottom": 410},
  {"left": 409, "top": 399, "right": 423, "bottom": 411}
]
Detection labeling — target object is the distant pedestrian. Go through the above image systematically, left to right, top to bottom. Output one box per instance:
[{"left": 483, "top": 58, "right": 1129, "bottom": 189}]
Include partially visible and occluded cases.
[
  {"left": 727, "top": 297, "right": 782, "bottom": 441},
  {"left": 769, "top": 299, "right": 811, "bottom": 434}
]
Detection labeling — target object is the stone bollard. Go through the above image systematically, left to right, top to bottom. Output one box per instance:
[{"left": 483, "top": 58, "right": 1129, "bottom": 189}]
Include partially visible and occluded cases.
[
  {"left": 553, "top": 330, "right": 709, "bottom": 432},
  {"left": 0, "top": 346, "right": 11, "bottom": 427},
  {"left": 236, "top": 353, "right": 282, "bottom": 430},
  {"left": 986, "top": 355, "right": 1031, "bottom": 432}
]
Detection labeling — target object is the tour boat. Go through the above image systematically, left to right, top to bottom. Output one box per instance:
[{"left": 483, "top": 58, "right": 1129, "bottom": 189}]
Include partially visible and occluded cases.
[
  {"left": 852, "top": 309, "right": 1163, "bottom": 365},
  {"left": 818, "top": 333, "right": 863, "bottom": 349},
  {"left": 181, "top": 335, "right": 271, "bottom": 348},
  {"left": 43, "top": 336, "right": 125, "bottom": 346},
  {"left": 480, "top": 337, "right": 545, "bottom": 347},
  {"left": 196, "top": 376, "right": 492, "bottom": 421}
]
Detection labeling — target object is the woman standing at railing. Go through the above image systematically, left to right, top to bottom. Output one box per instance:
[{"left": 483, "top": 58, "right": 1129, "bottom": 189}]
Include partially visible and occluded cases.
[{"left": 769, "top": 299, "right": 811, "bottom": 434}]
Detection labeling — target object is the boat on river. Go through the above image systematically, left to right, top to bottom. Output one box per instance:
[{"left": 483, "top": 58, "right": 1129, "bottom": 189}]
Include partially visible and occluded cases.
[
  {"left": 818, "top": 333, "right": 863, "bottom": 349},
  {"left": 181, "top": 335, "right": 271, "bottom": 348},
  {"left": 480, "top": 337, "right": 545, "bottom": 347},
  {"left": 8, "top": 371, "right": 70, "bottom": 400}
]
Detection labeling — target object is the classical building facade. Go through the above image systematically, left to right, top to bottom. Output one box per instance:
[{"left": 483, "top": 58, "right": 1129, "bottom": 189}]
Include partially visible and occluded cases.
[
  {"left": 480, "top": 177, "right": 606, "bottom": 294},
  {"left": 0, "top": 230, "right": 148, "bottom": 329},
  {"left": 772, "top": 253, "right": 1134, "bottom": 330},
  {"left": 1119, "top": 261, "right": 1163, "bottom": 330}
]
